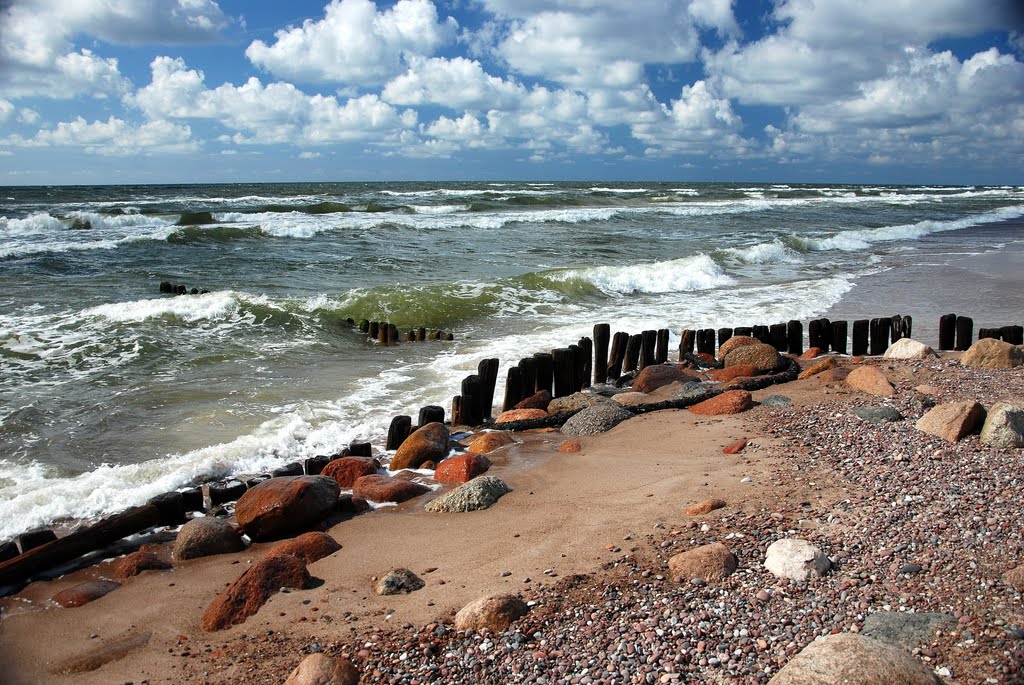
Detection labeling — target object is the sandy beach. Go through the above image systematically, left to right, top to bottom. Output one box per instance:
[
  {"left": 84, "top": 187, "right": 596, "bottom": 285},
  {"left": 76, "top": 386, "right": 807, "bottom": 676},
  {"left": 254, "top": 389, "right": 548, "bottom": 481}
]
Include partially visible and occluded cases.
[{"left": 2, "top": 341, "right": 1023, "bottom": 684}]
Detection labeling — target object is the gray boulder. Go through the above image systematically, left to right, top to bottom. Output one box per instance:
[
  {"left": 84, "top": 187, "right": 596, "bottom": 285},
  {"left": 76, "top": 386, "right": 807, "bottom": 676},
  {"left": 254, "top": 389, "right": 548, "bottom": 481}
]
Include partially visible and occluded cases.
[
  {"left": 547, "top": 392, "right": 615, "bottom": 415},
  {"left": 980, "top": 402, "right": 1024, "bottom": 448},
  {"left": 560, "top": 403, "right": 634, "bottom": 436},
  {"left": 851, "top": 405, "right": 904, "bottom": 424},
  {"left": 426, "top": 475, "right": 511, "bottom": 513},
  {"left": 172, "top": 517, "right": 245, "bottom": 561},
  {"left": 375, "top": 568, "right": 425, "bottom": 595},
  {"left": 861, "top": 611, "right": 954, "bottom": 650}
]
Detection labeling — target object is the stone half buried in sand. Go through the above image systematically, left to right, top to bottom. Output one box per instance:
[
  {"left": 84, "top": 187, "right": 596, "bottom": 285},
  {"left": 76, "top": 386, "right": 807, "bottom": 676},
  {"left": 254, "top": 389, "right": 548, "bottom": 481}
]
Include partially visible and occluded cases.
[
  {"left": 883, "top": 337, "right": 937, "bottom": 360},
  {"left": 960, "top": 337, "right": 1024, "bottom": 369},
  {"left": 797, "top": 356, "right": 838, "bottom": 380},
  {"left": 631, "top": 364, "right": 697, "bottom": 393},
  {"left": 844, "top": 365, "right": 895, "bottom": 396},
  {"left": 687, "top": 389, "right": 752, "bottom": 416},
  {"left": 915, "top": 400, "right": 986, "bottom": 443},
  {"left": 980, "top": 402, "right": 1024, "bottom": 448},
  {"left": 560, "top": 403, "right": 634, "bottom": 436},
  {"left": 390, "top": 421, "right": 450, "bottom": 471},
  {"left": 435, "top": 452, "right": 492, "bottom": 484},
  {"left": 320, "top": 456, "right": 380, "bottom": 488},
  {"left": 353, "top": 474, "right": 431, "bottom": 504},
  {"left": 234, "top": 475, "right": 340, "bottom": 542},
  {"left": 425, "top": 475, "right": 511, "bottom": 513},
  {"left": 685, "top": 498, "right": 727, "bottom": 516},
  {"left": 172, "top": 517, "right": 245, "bottom": 561},
  {"left": 265, "top": 531, "right": 341, "bottom": 565},
  {"left": 764, "top": 538, "right": 832, "bottom": 581},
  {"left": 667, "top": 542, "right": 738, "bottom": 582},
  {"left": 115, "top": 549, "right": 171, "bottom": 578},
  {"left": 202, "top": 553, "right": 311, "bottom": 631},
  {"left": 375, "top": 568, "right": 425, "bottom": 596},
  {"left": 52, "top": 580, "right": 121, "bottom": 608},
  {"left": 454, "top": 593, "right": 529, "bottom": 632},
  {"left": 768, "top": 633, "right": 941, "bottom": 685},
  {"left": 284, "top": 653, "right": 360, "bottom": 685}
]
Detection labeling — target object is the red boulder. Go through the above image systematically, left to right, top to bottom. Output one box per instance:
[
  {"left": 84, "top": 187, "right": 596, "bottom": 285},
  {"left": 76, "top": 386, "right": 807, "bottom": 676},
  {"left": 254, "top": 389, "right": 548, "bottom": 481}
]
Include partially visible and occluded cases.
[
  {"left": 688, "top": 390, "right": 753, "bottom": 416},
  {"left": 390, "top": 422, "right": 450, "bottom": 471},
  {"left": 435, "top": 453, "right": 492, "bottom": 484},
  {"left": 321, "top": 457, "right": 379, "bottom": 488},
  {"left": 353, "top": 474, "right": 430, "bottom": 503},
  {"left": 234, "top": 476, "right": 339, "bottom": 542},
  {"left": 266, "top": 532, "right": 341, "bottom": 564},
  {"left": 202, "top": 553, "right": 311, "bottom": 631}
]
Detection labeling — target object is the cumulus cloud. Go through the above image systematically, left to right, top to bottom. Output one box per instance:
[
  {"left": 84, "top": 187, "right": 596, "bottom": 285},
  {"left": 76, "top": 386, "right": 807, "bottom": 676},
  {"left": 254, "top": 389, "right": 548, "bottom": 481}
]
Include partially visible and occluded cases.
[
  {"left": 246, "top": 0, "right": 457, "bottom": 86},
  {"left": 382, "top": 56, "right": 525, "bottom": 110},
  {"left": 631, "top": 80, "right": 752, "bottom": 157},
  {"left": 0, "top": 99, "right": 14, "bottom": 123},
  {"left": 8, "top": 116, "right": 197, "bottom": 155}
]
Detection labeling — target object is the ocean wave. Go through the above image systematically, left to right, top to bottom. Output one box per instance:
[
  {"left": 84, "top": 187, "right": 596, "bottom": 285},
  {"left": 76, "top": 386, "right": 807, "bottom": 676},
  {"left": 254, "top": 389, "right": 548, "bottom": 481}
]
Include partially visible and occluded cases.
[
  {"left": 722, "top": 239, "right": 803, "bottom": 264},
  {"left": 547, "top": 253, "right": 733, "bottom": 295}
]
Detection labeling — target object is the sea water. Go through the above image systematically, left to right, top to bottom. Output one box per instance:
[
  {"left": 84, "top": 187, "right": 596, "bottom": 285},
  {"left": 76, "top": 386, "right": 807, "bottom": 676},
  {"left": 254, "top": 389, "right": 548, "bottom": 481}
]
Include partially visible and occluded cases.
[{"left": 1, "top": 181, "right": 1022, "bottom": 538}]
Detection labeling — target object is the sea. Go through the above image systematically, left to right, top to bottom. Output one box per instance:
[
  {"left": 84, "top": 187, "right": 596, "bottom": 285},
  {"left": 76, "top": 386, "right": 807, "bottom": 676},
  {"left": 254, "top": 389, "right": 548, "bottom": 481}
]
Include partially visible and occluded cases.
[{"left": 1, "top": 181, "right": 1023, "bottom": 540}]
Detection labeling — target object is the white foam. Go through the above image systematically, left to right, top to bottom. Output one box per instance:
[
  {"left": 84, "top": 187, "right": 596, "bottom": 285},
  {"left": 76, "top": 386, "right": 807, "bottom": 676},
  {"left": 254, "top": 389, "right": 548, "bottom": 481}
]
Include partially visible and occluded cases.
[
  {"left": 725, "top": 240, "right": 802, "bottom": 264},
  {"left": 552, "top": 253, "right": 733, "bottom": 295}
]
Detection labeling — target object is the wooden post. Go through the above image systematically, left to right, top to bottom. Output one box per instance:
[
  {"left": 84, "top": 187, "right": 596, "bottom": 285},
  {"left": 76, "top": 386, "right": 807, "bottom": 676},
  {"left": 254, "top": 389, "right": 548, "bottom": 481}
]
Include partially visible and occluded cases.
[
  {"left": 938, "top": 313, "right": 956, "bottom": 350},
  {"left": 890, "top": 315, "right": 903, "bottom": 344},
  {"left": 901, "top": 315, "right": 913, "bottom": 340},
  {"left": 955, "top": 316, "right": 973, "bottom": 351},
  {"left": 809, "top": 318, "right": 831, "bottom": 351},
  {"left": 869, "top": 318, "right": 890, "bottom": 355},
  {"left": 851, "top": 319, "right": 869, "bottom": 357},
  {"left": 359, "top": 320, "right": 370, "bottom": 333},
  {"left": 787, "top": 320, "right": 803, "bottom": 357},
  {"left": 830, "top": 320, "right": 848, "bottom": 355},
  {"left": 368, "top": 321, "right": 380, "bottom": 339},
  {"left": 388, "top": 323, "right": 399, "bottom": 345},
  {"left": 769, "top": 323, "right": 788, "bottom": 352},
  {"left": 593, "top": 324, "right": 610, "bottom": 384},
  {"left": 752, "top": 325, "right": 771, "bottom": 346},
  {"left": 1002, "top": 325, "right": 1023, "bottom": 345},
  {"left": 417, "top": 326, "right": 427, "bottom": 342},
  {"left": 734, "top": 326, "right": 753, "bottom": 338},
  {"left": 717, "top": 328, "right": 733, "bottom": 351},
  {"left": 655, "top": 329, "right": 669, "bottom": 365},
  {"left": 679, "top": 329, "right": 695, "bottom": 358},
  {"left": 696, "top": 329, "right": 716, "bottom": 357},
  {"left": 405, "top": 330, "right": 415, "bottom": 342},
  {"left": 639, "top": 330, "right": 656, "bottom": 370},
  {"left": 608, "top": 333, "right": 628, "bottom": 379},
  {"left": 623, "top": 335, "right": 642, "bottom": 373},
  {"left": 578, "top": 337, "right": 593, "bottom": 389},
  {"left": 568, "top": 344, "right": 583, "bottom": 392},
  {"left": 552, "top": 348, "right": 575, "bottom": 397},
  {"left": 534, "top": 352, "right": 554, "bottom": 394},
  {"left": 518, "top": 357, "right": 537, "bottom": 396},
  {"left": 478, "top": 358, "right": 499, "bottom": 421},
  {"left": 503, "top": 367, "right": 524, "bottom": 412},
  {"left": 461, "top": 374, "right": 483, "bottom": 426},
  {"left": 451, "top": 396, "right": 464, "bottom": 426},
  {"left": 418, "top": 405, "right": 444, "bottom": 426},
  {"left": 386, "top": 415, "right": 413, "bottom": 450},
  {"left": 349, "top": 441, "right": 372, "bottom": 457}
]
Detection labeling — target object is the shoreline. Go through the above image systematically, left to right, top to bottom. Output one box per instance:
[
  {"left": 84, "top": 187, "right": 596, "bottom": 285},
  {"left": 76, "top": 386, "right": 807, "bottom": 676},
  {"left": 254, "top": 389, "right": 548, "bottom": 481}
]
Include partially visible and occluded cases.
[{"left": 2, "top": 344, "right": 1023, "bottom": 683}]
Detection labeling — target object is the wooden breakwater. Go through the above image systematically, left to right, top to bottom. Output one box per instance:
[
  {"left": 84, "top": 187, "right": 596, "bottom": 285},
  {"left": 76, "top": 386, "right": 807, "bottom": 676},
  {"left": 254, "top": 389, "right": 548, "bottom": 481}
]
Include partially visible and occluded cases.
[{"left": 356, "top": 319, "right": 454, "bottom": 345}]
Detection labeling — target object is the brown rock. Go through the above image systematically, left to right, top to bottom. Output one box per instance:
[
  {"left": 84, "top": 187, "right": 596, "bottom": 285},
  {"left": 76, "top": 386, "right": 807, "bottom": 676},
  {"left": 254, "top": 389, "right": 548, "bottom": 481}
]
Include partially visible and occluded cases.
[
  {"left": 717, "top": 335, "right": 759, "bottom": 361},
  {"left": 960, "top": 337, "right": 1024, "bottom": 369},
  {"left": 724, "top": 343, "right": 783, "bottom": 373},
  {"left": 799, "top": 347, "right": 823, "bottom": 359},
  {"left": 798, "top": 356, "right": 838, "bottom": 380},
  {"left": 632, "top": 365, "right": 696, "bottom": 393},
  {"left": 709, "top": 365, "right": 758, "bottom": 382},
  {"left": 845, "top": 365, "right": 895, "bottom": 396},
  {"left": 818, "top": 367, "right": 850, "bottom": 382},
  {"left": 514, "top": 390, "right": 552, "bottom": 411},
  {"left": 688, "top": 390, "right": 752, "bottom": 416},
  {"left": 915, "top": 401, "right": 986, "bottom": 443},
  {"left": 495, "top": 408, "right": 548, "bottom": 423},
  {"left": 390, "top": 422, "right": 450, "bottom": 471},
  {"left": 467, "top": 431, "right": 515, "bottom": 454},
  {"left": 558, "top": 437, "right": 583, "bottom": 453},
  {"left": 722, "top": 438, "right": 748, "bottom": 454},
  {"left": 435, "top": 453, "right": 492, "bottom": 484},
  {"left": 321, "top": 457, "right": 380, "bottom": 488},
  {"left": 352, "top": 474, "right": 430, "bottom": 503},
  {"left": 234, "top": 476, "right": 340, "bottom": 542},
  {"left": 337, "top": 494, "right": 370, "bottom": 514},
  {"left": 685, "top": 498, "right": 727, "bottom": 516},
  {"left": 172, "top": 517, "right": 245, "bottom": 561},
  {"left": 266, "top": 532, "right": 341, "bottom": 565},
  {"left": 667, "top": 542, "right": 737, "bottom": 582},
  {"left": 115, "top": 550, "right": 170, "bottom": 578},
  {"left": 202, "top": 553, "right": 311, "bottom": 631},
  {"left": 1004, "top": 564, "right": 1024, "bottom": 591},
  {"left": 52, "top": 580, "right": 121, "bottom": 608},
  {"left": 454, "top": 593, "right": 529, "bottom": 632},
  {"left": 768, "top": 633, "right": 941, "bottom": 685},
  {"left": 284, "top": 653, "right": 360, "bottom": 685}
]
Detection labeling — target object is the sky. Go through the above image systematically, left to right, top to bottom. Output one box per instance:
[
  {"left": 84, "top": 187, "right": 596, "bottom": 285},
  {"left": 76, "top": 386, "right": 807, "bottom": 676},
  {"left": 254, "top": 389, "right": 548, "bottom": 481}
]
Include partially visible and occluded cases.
[{"left": 0, "top": 0, "right": 1022, "bottom": 185}]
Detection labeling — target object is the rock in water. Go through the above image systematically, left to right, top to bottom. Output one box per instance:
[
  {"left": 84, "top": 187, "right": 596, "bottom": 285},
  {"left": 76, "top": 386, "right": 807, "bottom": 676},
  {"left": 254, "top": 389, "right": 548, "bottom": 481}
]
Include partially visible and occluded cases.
[
  {"left": 960, "top": 337, "right": 1024, "bottom": 368},
  {"left": 883, "top": 338, "right": 937, "bottom": 359},
  {"left": 845, "top": 365, "right": 895, "bottom": 396},
  {"left": 915, "top": 400, "right": 986, "bottom": 443},
  {"left": 980, "top": 402, "right": 1024, "bottom": 448},
  {"left": 560, "top": 404, "right": 634, "bottom": 436},
  {"left": 390, "top": 422, "right": 450, "bottom": 471},
  {"left": 466, "top": 431, "right": 515, "bottom": 454},
  {"left": 435, "top": 453, "right": 491, "bottom": 484},
  {"left": 320, "top": 457, "right": 379, "bottom": 488},
  {"left": 425, "top": 475, "right": 511, "bottom": 513},
  {"left": 234, "top": 476, "right": 339, "bottom": 542},
  {"left": 172, "top": 517, "right": 245, "bottom": 561},
  {"left": 764, "top": 539, "right": 832, "bottom": 581},
  {"left": 667, "top": 543, "right": 738, "bottom": 582},
  {"left": 202, "top": 554, "right": 311, "bottom": 631},
  {"left": 375, "top": 568, "right": 425, "bottom": 595},
  {"left": 454, "top": 593, "right": 529, "bottom": 632},
  {"left": 768, "top": 633, "right": 941, "bottom": 684},
  {"left": 284, "top": 653, "right": 360, "bottom": 685}
]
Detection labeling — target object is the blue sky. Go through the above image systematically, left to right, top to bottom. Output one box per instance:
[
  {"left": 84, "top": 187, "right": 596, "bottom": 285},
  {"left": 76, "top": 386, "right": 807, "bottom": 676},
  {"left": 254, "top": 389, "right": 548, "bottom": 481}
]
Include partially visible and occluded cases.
[{"left": 1, "top": 0, "right": 1022, "bottom": 185}]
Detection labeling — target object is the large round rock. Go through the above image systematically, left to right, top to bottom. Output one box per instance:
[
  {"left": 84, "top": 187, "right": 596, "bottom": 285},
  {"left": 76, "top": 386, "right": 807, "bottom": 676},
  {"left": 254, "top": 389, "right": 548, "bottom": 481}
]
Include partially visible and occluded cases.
[
  {"left": 724, "top": 343, "right": 783, "bottom": 373},
  {"left": 561, "top": 404, "right": 634, "bottom": 436},
  {"left": 390, "top": 422, "right": 450, "bottom": 471},
  {"left": 234, "top": 476, "right": 340, "bottom": 542},
  {"left": 172, "top": 517, "right": 245, "bottom": 561},
  {"left": 454, "top": 593, "right": 529, "bottom": 632},
  {"left": 769, "top": 633, "right": 941, "bottom": 684}
]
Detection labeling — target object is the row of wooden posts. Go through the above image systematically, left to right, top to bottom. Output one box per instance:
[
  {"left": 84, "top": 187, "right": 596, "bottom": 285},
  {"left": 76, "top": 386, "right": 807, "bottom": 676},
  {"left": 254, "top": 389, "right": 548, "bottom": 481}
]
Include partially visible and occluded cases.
[{"left": 355, "top": 319, "right": 454, "bottom": 345}]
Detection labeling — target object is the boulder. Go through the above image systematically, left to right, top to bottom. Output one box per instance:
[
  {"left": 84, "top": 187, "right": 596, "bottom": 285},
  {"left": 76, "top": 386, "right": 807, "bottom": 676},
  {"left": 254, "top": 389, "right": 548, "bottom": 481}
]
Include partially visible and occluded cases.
[
  {"left": 717, "top": 335, "right": 759, "bottom": 361},
  {"left": 883, "top": 338, "right": 937, "bottom": 360},
  {"left": 960, "top": 338, "right": 1024, "bottom": 369},
  {"left": 723, "top": 343, "right": 783, "bottom": 373},
  {"left": 799, "top": 347, "right": 823, "bottom": 359},
  {"left": 797, "top": 356, "right": 838, "bottom": 380},
  {"left": 709, "top": 364, "right": 758, "bottom": 382},
  {"left": 632, "top": 365, "right": 696, "bottom": 393},
  {"left": 845, "top": 365, "right": 895, "bottom": 396},
  {"left": 673, "top": 381, "right": 715, "bottom": 403},
  {"left": 514, "top": 390, "right": 552, "bottom": 411},
  {"left": 688, "top": 390, "right": 753, "bottom": 416},
  {"left": 612, "top": 391, "right": 651, "bottom": 407},
  {"left": 547, "top": 392, "right": 614, "bottom": 415},
  {"left": 915, "top": 400, "right": 986, "bottom": 443},
  {"left": 980, "top": 402, "right": 1024, "bottom": 448},
  {"left": 560, "top": 404, "right": 634, "bottom": 436},
  {"left": 851, "top": 405, "right": 904, "bottom": 424},
  {"left": 495, "top": 408, "right": 548, "bottom": 423},
  {"left": 390, "top": 422, "right": 450, "bottom": 471},
  {"left": 466, "top": 431, "right": 515, "bottom": 454},
  {"left": 558, "top": 437, "right": 583, "bottom": 453},
  {"left": 722, "top": 438, "right": 748, "bottom": 454},
  {"left": 435, "top": 453, "right": 491, "bottom": 484},
  {"left": 321, "top": 457, "right": 379, "bottom": 488},
  {"left": 353, "top": 474, "right": 430, "bottom": 504},
  {"left": 425, "top": 475, "right": 511, "bottom": 513},
  {"left": 234, "top": 476, "right": 340, "bottom": 542},
  {"left": 337, "top": 494, "right": 370, "bottom": 514},
  {"left": 684, "top": 498, "right": 727, "bottom": 516},
  {"left": 172, "top": 517, "right": 245, "bottom": 561},
  {"left": 266, "top": 532, "right": 341, "bottom": 565},
  {"left": 764, "top": 538, "right": 832, "bottom": 581},
  {"left": 667, "top": 543, "right": 738, "bottom": 582},
  {"left": 115, "top": 550, "right": 171, "bottom": 578},
  {"left": 202, "top": 553, "right": 311, "bottom": 631},
  {"left": 1004, "top": 564, "right": 1024, "bottom": 591},
  {"left": 375, "top": 568, "right": 424, "bottom": 595},
  {"left": 52, "top": 580, "right": 121, "bottom": 608},
  {"left": 454, "top": 593, "right": 529, "bottom": 632},
  {"left": 861, "top": 611, "right": 954, "bottom": 650},
  {"left": 768, "top": 633, "right": 941, "bottom": 685},
  {"left": 284, "top": 653, "right": 360, "bottom": 685}
]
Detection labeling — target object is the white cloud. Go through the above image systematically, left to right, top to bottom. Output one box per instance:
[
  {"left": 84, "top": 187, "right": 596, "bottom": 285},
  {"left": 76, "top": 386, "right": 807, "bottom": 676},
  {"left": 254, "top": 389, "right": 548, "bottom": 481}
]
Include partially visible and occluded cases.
[
  {"left": 245, "top": 0, "right": 457, "bottom": 86},
  {"left": 382, "top": 56, "right": 525, "bottom": 110},
  {"left": 631, "top": 80, "right": 752, "bottom": 157},
  {"left": 0, "top": 99, "right": 14, "bottom": 123},
  {"left": 10, "top": 116, "right": 197, "bottom": 155},
  {"left": 298, "top": 151, "right": 321, "bottom": 159}
]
